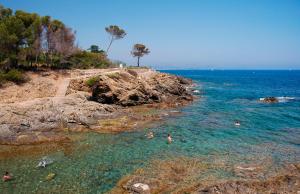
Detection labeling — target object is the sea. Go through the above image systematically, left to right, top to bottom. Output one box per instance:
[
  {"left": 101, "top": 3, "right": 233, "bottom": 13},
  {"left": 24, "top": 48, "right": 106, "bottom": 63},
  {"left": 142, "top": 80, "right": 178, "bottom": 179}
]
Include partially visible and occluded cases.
[{"left": 1, "top": 70, "right": 300, "bottom": 193}]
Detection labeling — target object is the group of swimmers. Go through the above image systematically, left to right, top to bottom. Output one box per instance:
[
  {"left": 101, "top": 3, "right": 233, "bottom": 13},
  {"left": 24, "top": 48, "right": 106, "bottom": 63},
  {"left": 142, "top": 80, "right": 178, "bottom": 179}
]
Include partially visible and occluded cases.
[
  {"left": 146, "top": 120, "right": 240, "bottom": 144},
  {"left": 146, "top": 132, "right": 172, "bottom": 144}
]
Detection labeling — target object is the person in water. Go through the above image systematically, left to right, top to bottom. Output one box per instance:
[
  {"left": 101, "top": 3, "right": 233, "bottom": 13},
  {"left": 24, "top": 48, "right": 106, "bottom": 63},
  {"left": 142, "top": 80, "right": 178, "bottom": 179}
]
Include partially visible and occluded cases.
[
  {"left": 234, "top": 121, "right": 241, "bottom": 126},
  {"left": 147, "top": 131, "right": 154, "bottom": 139},
  {"left": 167, "top": 134, "right": 172, "bottom": 144},
  {"left": 3, "top": 172, "right": 12, "bottom": 182}
]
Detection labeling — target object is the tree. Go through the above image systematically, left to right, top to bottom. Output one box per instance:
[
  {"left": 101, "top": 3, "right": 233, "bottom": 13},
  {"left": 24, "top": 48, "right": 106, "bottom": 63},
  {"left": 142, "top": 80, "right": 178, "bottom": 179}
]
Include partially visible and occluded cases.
[
  {"left": 0, "top": 5, "right": 114, "bottom": 71},
  {"left": 105, "top": 25, "right": 126, "bottom": 53},
  {"left": 131, "top": 44, "right": 150, "bottom": 67}
]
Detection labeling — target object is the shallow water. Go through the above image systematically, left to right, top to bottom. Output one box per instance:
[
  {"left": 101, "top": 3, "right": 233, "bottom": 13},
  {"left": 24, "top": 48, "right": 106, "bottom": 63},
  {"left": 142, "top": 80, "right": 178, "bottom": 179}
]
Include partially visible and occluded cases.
[{"left": 1, "top": 70, "right": 300, "bottom": 193}]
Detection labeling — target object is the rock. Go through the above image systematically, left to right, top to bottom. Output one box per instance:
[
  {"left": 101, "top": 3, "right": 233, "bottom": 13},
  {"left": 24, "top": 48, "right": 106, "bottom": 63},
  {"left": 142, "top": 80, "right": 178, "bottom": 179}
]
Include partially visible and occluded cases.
[
  {"left": 91, "top": 70, "right": 193, "bottom": 106},
  {"left": 0, "top": 92, "right": 115, "bottom": 144},
  {"left": 260, "top": 97, "right": 279, "bottom": 103},
  {"left": 0, "top": 125, "right": 14, "bottom": 137},
  {"left": 197, "top": 163, "right": 300, "bottom": 194},
  {"left": 234, "top": 164, "right": 264, "bottom": 179},
  {"left": 45, "top": 173, "right": 56, "bottom": 181},
  {"left": 131, "top": 183, "right": 150, "bottom": 194}
]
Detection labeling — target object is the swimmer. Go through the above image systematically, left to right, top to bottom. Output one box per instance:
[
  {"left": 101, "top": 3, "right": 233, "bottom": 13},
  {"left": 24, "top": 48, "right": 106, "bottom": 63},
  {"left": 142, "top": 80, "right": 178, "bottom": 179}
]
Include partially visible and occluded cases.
[
  {"left": 234, "top": 121, "right": 241, "bottom": 126},
  {"left": 147, "top": 131, "right": 154, "bottom": 139},
  {"left": 167, "top": 134, "right": 172, "bottom": 144},
  {"left": 3, "top": 172, "right": 12, "bottom": 182}
]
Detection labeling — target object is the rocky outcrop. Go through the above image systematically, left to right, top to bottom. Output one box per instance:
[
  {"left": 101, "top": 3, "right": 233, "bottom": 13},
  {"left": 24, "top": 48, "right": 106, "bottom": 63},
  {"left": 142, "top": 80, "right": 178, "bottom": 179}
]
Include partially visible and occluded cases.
[
  {"left": 0, "top": 69, "right": 194, "bottom": 144},
  {"left": 91, "top": 70, "right": 193, "bottom": 106},
  {"left": 66, "top": 79, "right": 91, "bottom": 95},
  {"left": 0, "top": 92, "right": 115, "bottom": 144},
  {"left": 260, "top": 97, "right": 279, "bottom": 103}
]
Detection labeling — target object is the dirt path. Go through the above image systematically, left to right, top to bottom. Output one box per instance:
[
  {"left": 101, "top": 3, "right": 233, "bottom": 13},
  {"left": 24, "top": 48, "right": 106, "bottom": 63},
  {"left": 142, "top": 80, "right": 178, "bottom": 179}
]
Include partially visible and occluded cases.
[
  {"left": 55, "top": 68, "right": 122, "bottom": 97},
  {"left": 56, "top": 78, "right": 71, "bottom": 97}
]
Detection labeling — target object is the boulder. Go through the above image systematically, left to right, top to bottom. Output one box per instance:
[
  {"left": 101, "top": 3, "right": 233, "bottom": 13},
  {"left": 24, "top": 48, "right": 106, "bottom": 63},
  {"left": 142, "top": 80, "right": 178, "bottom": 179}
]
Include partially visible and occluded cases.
[
  {"left": 91, "top": 71, "right": 193, "bottom": 106},
  {"left": 45, "top": 173, "right": 56, "bottom": 181},
  {"left": 131, "top": 183, "right": 151, "bottom": 194}
]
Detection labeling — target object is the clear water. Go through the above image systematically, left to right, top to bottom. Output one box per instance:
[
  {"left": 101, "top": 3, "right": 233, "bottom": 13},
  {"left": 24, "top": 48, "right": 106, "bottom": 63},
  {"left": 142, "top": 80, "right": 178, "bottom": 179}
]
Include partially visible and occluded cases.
[{"left": 1, "top": 70, "right": 300, "bottom": 193}]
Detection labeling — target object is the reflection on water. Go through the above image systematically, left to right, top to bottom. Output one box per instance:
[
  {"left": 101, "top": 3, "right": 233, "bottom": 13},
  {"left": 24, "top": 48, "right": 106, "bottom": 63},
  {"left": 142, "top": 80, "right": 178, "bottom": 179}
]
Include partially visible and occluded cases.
[{"left": 1, "top": 70, "right": 300, "bottom": 193}]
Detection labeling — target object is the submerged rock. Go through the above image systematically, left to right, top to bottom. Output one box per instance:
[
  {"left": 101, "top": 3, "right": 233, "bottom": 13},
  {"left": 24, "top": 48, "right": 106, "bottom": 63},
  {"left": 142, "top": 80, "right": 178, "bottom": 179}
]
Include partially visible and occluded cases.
[
  {"left": 197, "top": 163, "right": 300, "bottom": 194},
  {"left": 45, "top": 173, "right": 56, "bottom": 181},
  {"left": 131, "top": 183, "right": 151, "bottom": 194}
]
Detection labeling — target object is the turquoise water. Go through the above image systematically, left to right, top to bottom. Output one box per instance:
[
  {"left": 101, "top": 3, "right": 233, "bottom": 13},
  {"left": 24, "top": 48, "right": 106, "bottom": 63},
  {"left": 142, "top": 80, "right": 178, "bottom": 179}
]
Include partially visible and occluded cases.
[{"left": 1, "top": 70, "right": 300, "bottom": 193}]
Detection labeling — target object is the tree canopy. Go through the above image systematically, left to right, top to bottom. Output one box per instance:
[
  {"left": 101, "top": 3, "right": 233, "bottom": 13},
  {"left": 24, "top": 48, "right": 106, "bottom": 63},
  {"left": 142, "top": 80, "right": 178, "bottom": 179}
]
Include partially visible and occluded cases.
[
  {"left": 0, "top": 4, "right": 111, "bottom": 71},
  {"left": 105, "top": 25, "right": 126, "bottom": 53},
  {"left": 131, "top": 44, "right": 150, "bottom": 67}
]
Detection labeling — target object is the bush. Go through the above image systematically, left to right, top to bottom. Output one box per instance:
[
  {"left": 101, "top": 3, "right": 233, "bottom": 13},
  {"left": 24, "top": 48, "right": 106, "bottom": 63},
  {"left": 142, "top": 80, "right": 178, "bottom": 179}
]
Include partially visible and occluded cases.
[
  {"left": 67, "top": 51, "right": 113, "bottom": 69},
  {"left": 0, "top": 69, "right": 27, "bottom": 85},
  {"left": 0, "top": 73, "right": 6, "bottom": 86},
  {"left": 86, "top": 76, "right": 99, "bottom": 87}
]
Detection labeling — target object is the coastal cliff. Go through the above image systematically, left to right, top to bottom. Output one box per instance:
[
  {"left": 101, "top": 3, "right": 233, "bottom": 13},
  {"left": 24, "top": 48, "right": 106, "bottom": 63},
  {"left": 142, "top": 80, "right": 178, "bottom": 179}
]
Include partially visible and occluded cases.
[{"left": 0, "top": 68, "right": 193, "bottom": 145}]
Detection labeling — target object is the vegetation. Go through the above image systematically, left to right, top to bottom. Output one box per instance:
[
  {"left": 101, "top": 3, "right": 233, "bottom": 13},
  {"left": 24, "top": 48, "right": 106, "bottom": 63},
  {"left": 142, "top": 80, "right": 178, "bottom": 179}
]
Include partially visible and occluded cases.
[
  {"left": 0, "top": 4, "right": 152, "bottom": 86},
  {"left": 0, "top": 5, "right": 111, "bottom": 71},
  {"left": 105, "top": 25, "right": 126, "bottom": 53},
  {"left": 131, "top": 44, "right": 150, "bottom": 67},
  {"left": 88, "top": 45, "right": 104, "bottom": 53},
  {"left": 67, "top": 51, "right": 112, "bottom": 69},
  {"left": 0, "top": 69, "right": 27, "bottom": 85},
  {"left": 106, "top": 72, "right": 120, "bottom": 79},
  {"left": 86, "top": 76, "right": 100, "bottom": 87}
]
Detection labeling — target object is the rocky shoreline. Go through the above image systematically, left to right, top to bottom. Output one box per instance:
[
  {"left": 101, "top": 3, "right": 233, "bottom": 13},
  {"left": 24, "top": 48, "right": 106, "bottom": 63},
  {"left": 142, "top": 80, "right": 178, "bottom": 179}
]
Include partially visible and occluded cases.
[{"left": 0, "top": 68, "right": 194, "bottom": 145}]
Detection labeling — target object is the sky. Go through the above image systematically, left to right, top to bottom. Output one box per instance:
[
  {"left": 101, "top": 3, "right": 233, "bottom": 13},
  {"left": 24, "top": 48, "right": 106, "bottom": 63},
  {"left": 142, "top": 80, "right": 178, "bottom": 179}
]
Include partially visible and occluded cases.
[{"left": 1, "top": 0, "right": 300, "bottom": 69}]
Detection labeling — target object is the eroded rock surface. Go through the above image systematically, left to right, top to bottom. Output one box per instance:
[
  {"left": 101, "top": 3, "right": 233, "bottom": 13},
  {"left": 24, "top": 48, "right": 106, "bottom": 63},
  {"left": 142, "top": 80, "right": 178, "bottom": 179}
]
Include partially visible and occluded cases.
[
  {"left": 91, "top": 70, "right": 193, "bottom": 106},
  {"left": 0, "top": 92, "right": 115, "bottom": 144}
]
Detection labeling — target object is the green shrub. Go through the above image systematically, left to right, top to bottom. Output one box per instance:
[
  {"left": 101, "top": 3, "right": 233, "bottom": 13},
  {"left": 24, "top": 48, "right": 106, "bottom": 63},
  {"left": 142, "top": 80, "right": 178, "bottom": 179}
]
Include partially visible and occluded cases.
[
  {"left": 67, "top": 51, "right": 113, "bottom": 69},
  {"left": 0, "top": 69, "right": 27, "bottom": 85},
  {"left": 0, "top": 73, "right": 6, "bottom": 86},
  {"left": 86, "top": 76, "right": 99, "bottom": 87}
]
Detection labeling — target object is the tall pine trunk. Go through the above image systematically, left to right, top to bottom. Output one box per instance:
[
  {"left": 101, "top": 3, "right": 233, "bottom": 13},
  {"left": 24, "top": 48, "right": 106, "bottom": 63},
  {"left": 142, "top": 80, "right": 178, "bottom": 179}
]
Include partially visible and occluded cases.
[
  {"left": 106, "top": 36, "right": 114, "bottom": 53},
  {"left": 137, "top": 56, "right": 140, "bottom": 67}
]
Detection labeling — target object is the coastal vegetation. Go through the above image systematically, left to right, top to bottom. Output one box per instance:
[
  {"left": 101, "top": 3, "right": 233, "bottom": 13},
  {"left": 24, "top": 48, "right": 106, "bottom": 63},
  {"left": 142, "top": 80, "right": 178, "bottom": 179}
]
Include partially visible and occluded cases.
[
  {"left": 0, "top": 4, "right": 150, "bottom": 86},
  {"left": 0, "top": 5, "right": 112, "bottom": 84}
]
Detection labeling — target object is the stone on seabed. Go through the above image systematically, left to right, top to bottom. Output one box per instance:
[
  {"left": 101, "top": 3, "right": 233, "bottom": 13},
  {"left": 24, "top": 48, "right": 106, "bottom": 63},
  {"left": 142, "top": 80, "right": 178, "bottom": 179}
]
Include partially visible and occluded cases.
[{"left": 131, "top": 183, "right": 150, "bottom": 194}]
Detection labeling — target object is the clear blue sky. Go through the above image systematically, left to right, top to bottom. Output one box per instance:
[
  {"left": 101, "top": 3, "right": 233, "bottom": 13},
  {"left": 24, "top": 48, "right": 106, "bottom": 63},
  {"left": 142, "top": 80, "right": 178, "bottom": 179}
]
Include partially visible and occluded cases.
[{"left": 1, "top": 0, "right": 300, "bottom": 69}]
